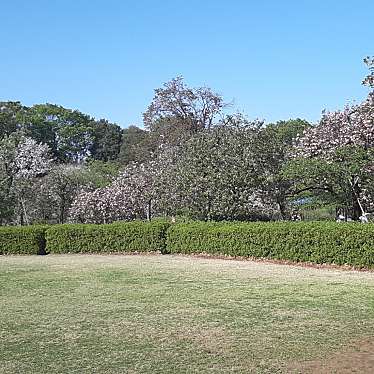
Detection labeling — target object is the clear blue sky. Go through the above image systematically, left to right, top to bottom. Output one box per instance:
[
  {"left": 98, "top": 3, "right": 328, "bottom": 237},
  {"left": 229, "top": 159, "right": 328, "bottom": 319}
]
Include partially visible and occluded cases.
[{"left": 1, "top": 0, "right": 373, "bottom": 128}]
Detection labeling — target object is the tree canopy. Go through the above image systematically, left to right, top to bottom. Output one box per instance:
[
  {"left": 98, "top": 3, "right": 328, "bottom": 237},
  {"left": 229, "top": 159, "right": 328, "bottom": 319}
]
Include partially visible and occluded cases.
[{"left": 1, "top": 58, "right": 373, "bottom": 225}]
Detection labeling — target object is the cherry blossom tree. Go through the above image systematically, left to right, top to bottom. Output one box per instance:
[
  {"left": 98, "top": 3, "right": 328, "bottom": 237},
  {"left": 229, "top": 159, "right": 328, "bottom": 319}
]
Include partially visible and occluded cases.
[
  {"left": 291, "top": 61, "right": 374, "bottom": 219},
  {"left": 143, "top": 77, "right": 228, "bottom": 147},
  {"left": 169, "top": 120, "right": 278, "bottom": 221},
  {"left": 0, "top": 134, "right": 53, "bottom": 224},
  {"left": 69, "top": 149, "right": 173, "bottom": 223}
]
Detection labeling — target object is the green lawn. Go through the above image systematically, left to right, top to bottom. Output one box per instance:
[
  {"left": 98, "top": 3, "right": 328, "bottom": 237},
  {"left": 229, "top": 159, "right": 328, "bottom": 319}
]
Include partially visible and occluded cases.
[{"left": 1, "top": 254, "right": 374, "bottom": 373}]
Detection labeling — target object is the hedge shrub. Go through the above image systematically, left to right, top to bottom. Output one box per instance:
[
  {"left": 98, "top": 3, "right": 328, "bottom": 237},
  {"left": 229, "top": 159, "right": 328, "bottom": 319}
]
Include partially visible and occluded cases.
[
  {"left": 2, "top": 221, "right": 374, "bottom": 268},
  {"left": 46, "top": 221, "right": 170, "bottom": 254},
  {"left": 166, "top": 221, "right": 374, "bottom": 268},
  {"left": 0, "top": 226, "right": 47, "bottom": 255}
]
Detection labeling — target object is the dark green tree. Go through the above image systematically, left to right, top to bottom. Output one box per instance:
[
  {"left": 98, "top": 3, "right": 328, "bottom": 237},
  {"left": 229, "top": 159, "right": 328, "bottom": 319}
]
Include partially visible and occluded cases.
[
  {"left": 0, "top": 101, "right": 27, "bottom": 138},
  {"left": 25, "top": 104, "right": 94, "bottom": 162},
  {"left": 253, "top": 118, "right": 310, "bottom": 219},
  {"left": 90, "top": 119, "right": 122, "bottom": 161},
  {"left": 118, "top": 125, "right": 151, "bottom": 164}
]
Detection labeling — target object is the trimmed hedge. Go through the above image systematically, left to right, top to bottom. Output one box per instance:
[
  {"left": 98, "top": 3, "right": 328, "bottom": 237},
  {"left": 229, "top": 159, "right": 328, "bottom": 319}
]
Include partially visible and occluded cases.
[
  {"left": 2, "top": 221, "right": 374, "bottom": 268},
  {"left": 46, "top": 221, "right": 170, "bottom": 254},
  {"left": 166, "top": 221, "right": 374, "bottom": 268},
  {"left": 0, "top": 226, "right": 47, "bottom": 255}
]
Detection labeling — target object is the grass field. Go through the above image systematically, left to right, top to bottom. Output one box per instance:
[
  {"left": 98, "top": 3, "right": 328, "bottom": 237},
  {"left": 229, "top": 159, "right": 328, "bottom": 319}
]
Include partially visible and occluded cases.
[{"left": 1, "top": 254, "right": 374, "bottom": 373}]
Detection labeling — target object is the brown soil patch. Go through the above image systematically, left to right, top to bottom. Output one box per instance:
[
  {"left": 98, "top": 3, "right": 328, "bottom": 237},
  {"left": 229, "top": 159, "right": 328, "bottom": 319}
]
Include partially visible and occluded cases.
[{"left": 289, "top": 338, "right": 374, "bottom": 373}]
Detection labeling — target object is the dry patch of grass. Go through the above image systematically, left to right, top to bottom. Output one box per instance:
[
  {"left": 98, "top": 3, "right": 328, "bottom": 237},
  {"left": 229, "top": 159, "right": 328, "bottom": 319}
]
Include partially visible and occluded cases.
[
  {"left": 1, "top": 254, "right": 374, "bottom": 373},
  {"left": 289, "top": 338, "right": 374, "bottom": 373}
]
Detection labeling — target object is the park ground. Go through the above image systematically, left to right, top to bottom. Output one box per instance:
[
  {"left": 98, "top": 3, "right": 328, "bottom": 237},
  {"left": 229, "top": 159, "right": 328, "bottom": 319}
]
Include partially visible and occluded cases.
[{"left": 1, "top": 254, "right": 374, "bottom": 373}]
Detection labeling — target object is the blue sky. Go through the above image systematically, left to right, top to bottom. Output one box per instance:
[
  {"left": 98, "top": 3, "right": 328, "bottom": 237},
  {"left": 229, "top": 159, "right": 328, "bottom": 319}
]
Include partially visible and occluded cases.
[{"left": 1, "top": 0, "right": 373, "bottom": 127}]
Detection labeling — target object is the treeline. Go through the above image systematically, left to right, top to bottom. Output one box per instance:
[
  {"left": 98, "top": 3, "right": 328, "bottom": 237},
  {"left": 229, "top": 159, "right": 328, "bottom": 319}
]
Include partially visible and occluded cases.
[
  {"left": 1, "top": 58, "right": 373, "bottom": 225},
  {"left": 0, "top": 101, "right": 152, "bottom": 164}
]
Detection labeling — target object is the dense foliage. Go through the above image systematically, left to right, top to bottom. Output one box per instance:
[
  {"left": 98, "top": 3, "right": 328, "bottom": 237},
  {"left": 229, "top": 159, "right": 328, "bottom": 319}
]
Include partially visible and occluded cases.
[
  {"left": 2, "top": 220, "right": 374, "bottom": 268},
  {"left": 46, "top": 221, "right": 170, "bottom": 253},
  {"left": 166, "top": 221, "right": 374, "bottom": 268},
  {"left": 0, "top": 226, "right": 47, "bottom": 254}
]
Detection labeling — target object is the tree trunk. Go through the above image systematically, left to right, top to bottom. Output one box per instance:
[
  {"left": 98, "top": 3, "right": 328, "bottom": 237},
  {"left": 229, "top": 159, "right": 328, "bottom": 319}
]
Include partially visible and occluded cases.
[
  {"left": 350, "top": 177, "right": 364, "bottom": 220},
  {"left": 352, "top": 195, "right": 361, "bottom": 221},
  {"left": 20, "top": 198, "right": 29, "bottom": 225},
  {"left": 277, "top": 198, "right": 288, "bottom": 220},
  {"left": 146, "top": 199, "right": 152, "bottom": 221},
  {"left": 206, "top": 199, "right": 212, "bottom": 221},
  {"left": 59, "top": 200, "right": 65, "bottom": 224}
]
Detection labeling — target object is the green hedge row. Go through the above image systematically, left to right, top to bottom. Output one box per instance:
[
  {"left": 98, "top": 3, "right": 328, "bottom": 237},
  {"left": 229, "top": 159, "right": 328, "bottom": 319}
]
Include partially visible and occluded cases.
[
  {"left": 1, "top": 221, "right": 374, "bottom": 268},
  {"left": 46, "top": 221, "right": 170, "bottom": 254},
  {"left": 166, "top": 221, "right": 374, "bottom": 268},
  {"left": 0, "top": 226, "right": 47, "bottom": 255}
]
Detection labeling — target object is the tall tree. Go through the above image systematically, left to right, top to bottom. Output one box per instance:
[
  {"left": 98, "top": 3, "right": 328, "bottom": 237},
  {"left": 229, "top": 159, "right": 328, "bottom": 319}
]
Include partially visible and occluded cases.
[
  {"left": 282, "top": 58, "right": 374, "bottom": 220},
  {"left": 143, "top": 77, "right": 228, "bottom": 146},
  {"left": 290, "top": 96, "right": 374, "bottom": 219},
  {"left": 0, "top": 102, "right": 27, "bottom": 139},
  {"left": 25, "top": 104, "right": 94, "bottom": 162},
  {"left": 90, "top": 119, "right": 122, "bottom": 161},
  {"left": 253, "top": 119, "right": 310, "bottom": 219},
  {"left": 171, "top": 121, "right": 276, "bottom": 221},
  {"left": 118, "top": 125, "right": 151, "bottom": 164},
  {"left": 0, "top": 134, "right": 53, "bottom": 224},
  {"left": 35, "top": 165, "right": 86, "bottom": 224}
]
